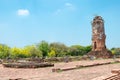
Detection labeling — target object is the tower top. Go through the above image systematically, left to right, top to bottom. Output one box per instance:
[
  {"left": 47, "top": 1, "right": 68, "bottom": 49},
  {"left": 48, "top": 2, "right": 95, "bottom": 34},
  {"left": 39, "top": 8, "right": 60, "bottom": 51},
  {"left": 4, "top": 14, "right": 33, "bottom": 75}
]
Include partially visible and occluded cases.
[{"left": 92, "top": 16, "right": 104, "bottom": 24}]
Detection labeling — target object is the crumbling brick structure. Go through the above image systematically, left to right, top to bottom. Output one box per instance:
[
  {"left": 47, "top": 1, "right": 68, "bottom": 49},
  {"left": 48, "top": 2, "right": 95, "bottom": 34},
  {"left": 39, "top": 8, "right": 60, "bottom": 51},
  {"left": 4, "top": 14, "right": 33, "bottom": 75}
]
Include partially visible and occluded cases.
[{"left": 88, "top": 16, "right": 112, "bottom": 58}]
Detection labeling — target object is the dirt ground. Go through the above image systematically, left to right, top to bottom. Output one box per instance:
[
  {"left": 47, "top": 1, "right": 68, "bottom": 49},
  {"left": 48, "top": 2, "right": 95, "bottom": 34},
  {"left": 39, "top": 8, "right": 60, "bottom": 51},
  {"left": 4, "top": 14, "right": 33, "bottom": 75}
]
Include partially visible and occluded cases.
[{"left": 0, "top": 59, "right": 120, "bottom": 80}]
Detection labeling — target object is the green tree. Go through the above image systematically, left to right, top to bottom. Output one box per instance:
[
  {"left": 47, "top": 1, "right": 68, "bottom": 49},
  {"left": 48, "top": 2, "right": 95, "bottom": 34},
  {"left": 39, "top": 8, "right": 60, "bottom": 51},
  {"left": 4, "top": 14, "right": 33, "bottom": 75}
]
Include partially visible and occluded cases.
[
  {"left": 37, "top": 41, "right": 49, "bottom": 58},
  {"left": 50, "top": 42, "right": 68, "bottom": 57},
  {"left": 0, "top": 44, "right": 10, "bottom": 59},
  {"left": 23, "top": 45, "right": 42, "bottom": 58},
  {"left": 68, "top": 45, "right": 91, "bottom": 56},
  {"left": 84, "top": 45, "right": 92, "bottom": 53},
  {"left": 10, "top": 47, "right": 24, "bottom": 58},
  {"left": 111, "top": 48, "right": 120, "bottom": 55},
  {"left": 48, "top": 49, "right": 56, "bottom": 57},
  {"left": 111, "top": 49, "right": 115, "bottom": 55}
]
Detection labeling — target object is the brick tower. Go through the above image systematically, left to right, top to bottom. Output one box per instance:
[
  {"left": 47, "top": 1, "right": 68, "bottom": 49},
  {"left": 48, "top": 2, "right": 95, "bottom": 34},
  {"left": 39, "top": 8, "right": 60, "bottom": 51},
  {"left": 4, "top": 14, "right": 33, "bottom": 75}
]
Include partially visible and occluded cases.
[
  {"left": 88, "top": 16, "right": 112, "bottom": 58},
  {"left": 92, "top": 16, "right": 106, "bottom": 51}
]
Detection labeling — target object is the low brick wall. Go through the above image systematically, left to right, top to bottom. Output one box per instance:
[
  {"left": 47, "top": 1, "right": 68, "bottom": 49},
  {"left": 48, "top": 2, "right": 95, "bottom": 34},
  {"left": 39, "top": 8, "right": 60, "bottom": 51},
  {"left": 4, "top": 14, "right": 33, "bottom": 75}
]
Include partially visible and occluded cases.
[
  {"left": 52, "top": 61, "right": 120, "bottom": 72},
  {"left": 3, "top": 62, "right": 54, "bottom": 68}
]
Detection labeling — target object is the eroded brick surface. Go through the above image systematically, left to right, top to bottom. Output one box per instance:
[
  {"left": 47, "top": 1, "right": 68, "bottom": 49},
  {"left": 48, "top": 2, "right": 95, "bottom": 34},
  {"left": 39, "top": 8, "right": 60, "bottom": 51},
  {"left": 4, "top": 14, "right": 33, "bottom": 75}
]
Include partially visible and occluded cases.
[{"left": 88, "top": 16, "right": 112, "bottom": 58}]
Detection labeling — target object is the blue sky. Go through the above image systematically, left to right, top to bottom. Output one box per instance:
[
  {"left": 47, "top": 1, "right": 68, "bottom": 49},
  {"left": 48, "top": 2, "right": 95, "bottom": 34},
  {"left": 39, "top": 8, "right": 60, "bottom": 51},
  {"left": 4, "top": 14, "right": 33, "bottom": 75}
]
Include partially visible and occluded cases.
[{"left": 0, "top": 0, "right": 120, "bottom": 49}]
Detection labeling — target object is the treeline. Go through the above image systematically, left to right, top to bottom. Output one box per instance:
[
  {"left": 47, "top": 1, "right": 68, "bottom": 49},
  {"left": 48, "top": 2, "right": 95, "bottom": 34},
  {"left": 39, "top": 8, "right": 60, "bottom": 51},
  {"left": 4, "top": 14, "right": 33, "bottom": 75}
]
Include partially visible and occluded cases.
[
  {"left": 0, "top": 41, "right": 92, "bottom": 59},
  {"left": 111, "top": 48, "right": 120, "bottom": 56}
]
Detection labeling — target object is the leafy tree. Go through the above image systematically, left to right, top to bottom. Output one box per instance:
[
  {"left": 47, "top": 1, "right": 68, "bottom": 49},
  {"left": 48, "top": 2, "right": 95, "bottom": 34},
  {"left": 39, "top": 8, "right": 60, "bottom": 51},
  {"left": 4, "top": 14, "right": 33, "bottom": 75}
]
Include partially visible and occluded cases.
[
  {"left": 36, "top": 41, "right": 49, "bottom": 57},
  {"left": 50, "top": 42, "right": 68, "bottom": 57},
  {"left": 0, "top": 44, "right": 10, "bottom": 58},
  {"left": 23, "top": 45, "right": 42, "bottom": 58},
  {"left": 68, "top": 45, "right": 91, "bottom": 56},
  {"left": 69, "top": 45, "right": 85, "bottom": 56},
  {"left": 84, "top": 45, "right": 92, "bottom": 53},
  {"left": 10, "top": 47, "right": 24, "bottom": 58},
  {"left": 111, "top": 48, "right": 120, "bottom": 55},
  {"left": 48, "top": 49, "right": 56, "bottom": 57},
  {"left": 111, "top": 49, "right": 115, "bottom": 55}
]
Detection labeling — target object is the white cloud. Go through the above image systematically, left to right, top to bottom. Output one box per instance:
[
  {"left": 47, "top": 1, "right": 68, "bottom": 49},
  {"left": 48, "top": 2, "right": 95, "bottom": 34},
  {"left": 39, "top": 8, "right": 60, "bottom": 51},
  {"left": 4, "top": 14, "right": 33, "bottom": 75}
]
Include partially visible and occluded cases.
[
  {"left": 53, "top": 2, "right": 76, "bottom": 15},
  {"left": 65, "top": 3, "right": 76, "bottom": 11},
  {"left": 65, "top": 3, "right": 73, "bottom": 7},
  {"left": 17, "top": 9, "right": 30, "bottom": 16}
]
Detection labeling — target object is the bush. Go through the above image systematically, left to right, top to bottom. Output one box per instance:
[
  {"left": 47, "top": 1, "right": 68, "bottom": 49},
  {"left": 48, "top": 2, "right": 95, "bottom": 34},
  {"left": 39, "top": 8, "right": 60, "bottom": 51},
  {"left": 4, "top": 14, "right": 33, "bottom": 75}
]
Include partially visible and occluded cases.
[
  {"left": 0, "top": 44, "right": 10, "bottom": 59},
  {"left": 10, "top": 46, "right": 43, "bottom": 59},
  {"left": 10, "top": 47, "right": 26, "bottom": 58},
  {"left": 111, "top": 48, "right": 120, "bottom": 56},
  {"left": 48, "top": 50, "right": 56, "bottom": 58}
]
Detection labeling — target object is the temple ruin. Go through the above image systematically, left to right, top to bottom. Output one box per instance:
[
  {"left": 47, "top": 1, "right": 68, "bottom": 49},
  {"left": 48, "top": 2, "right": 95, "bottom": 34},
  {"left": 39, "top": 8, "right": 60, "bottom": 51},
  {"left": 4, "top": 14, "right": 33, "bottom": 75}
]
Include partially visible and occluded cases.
[{"left": 88, "top": 16, "right": 112, "bottom": 58}]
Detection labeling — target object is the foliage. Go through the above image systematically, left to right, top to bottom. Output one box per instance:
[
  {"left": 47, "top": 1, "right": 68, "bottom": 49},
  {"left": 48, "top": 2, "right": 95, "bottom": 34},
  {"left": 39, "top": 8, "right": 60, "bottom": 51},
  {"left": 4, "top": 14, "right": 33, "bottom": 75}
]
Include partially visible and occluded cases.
[
  {"left": 0, "top": 41, "right": 92, "bottom": 59},
  {"left": 36, "top": 41, "right": 49, "bottom": 57},
  {"left": 49, "top": 42, "right": 68, "bottom": 57},
  {"left": 0, "top": 44, "right": 10, "bottom": 58},
  {"left": 10, "top": 45, "right": 43, "bottom": 59},
  {"left": 24, "top": 45, "right": 42, "bottom": 58},
  {"left": 68, "top": 45, "right": 91, "bottom": 56},
  {"left": 84, "top": 45, "right": 92, "bottom": 53},
  {"left": 10, "top": 47, "right": 23, "bottom": 58},
  {"left": 111, "top": 48, "right": 120, "bottom": 55},
  {"left": 48, "top": 50, "right": 56, "bottom": 58},
  {"left": 111, "top": 50, "right": 115, "bottom": 55}
]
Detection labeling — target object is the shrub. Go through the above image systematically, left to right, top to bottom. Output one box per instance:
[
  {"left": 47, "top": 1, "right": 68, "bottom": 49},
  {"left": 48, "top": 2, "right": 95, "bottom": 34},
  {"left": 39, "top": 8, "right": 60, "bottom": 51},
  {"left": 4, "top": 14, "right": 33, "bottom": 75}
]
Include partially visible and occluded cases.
[
  {"left": 0, "top": 44, "right": 10, "bottom": 59},
  {"left": 25, "top": 45, "right": 42, "bottom": 58},
  {"left": 10, "top": 47, "right": 25, "bottom": 58},
  {"left": 48, "top": 50, "right": 56, "bottom": 58}
]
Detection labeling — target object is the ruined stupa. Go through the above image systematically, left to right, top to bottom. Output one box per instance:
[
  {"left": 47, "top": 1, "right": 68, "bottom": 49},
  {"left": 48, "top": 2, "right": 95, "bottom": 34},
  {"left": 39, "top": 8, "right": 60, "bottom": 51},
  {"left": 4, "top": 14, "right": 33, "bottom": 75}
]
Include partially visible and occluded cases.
[{"left": 88, "top": 16, "right": 112, "bottom": 58}]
